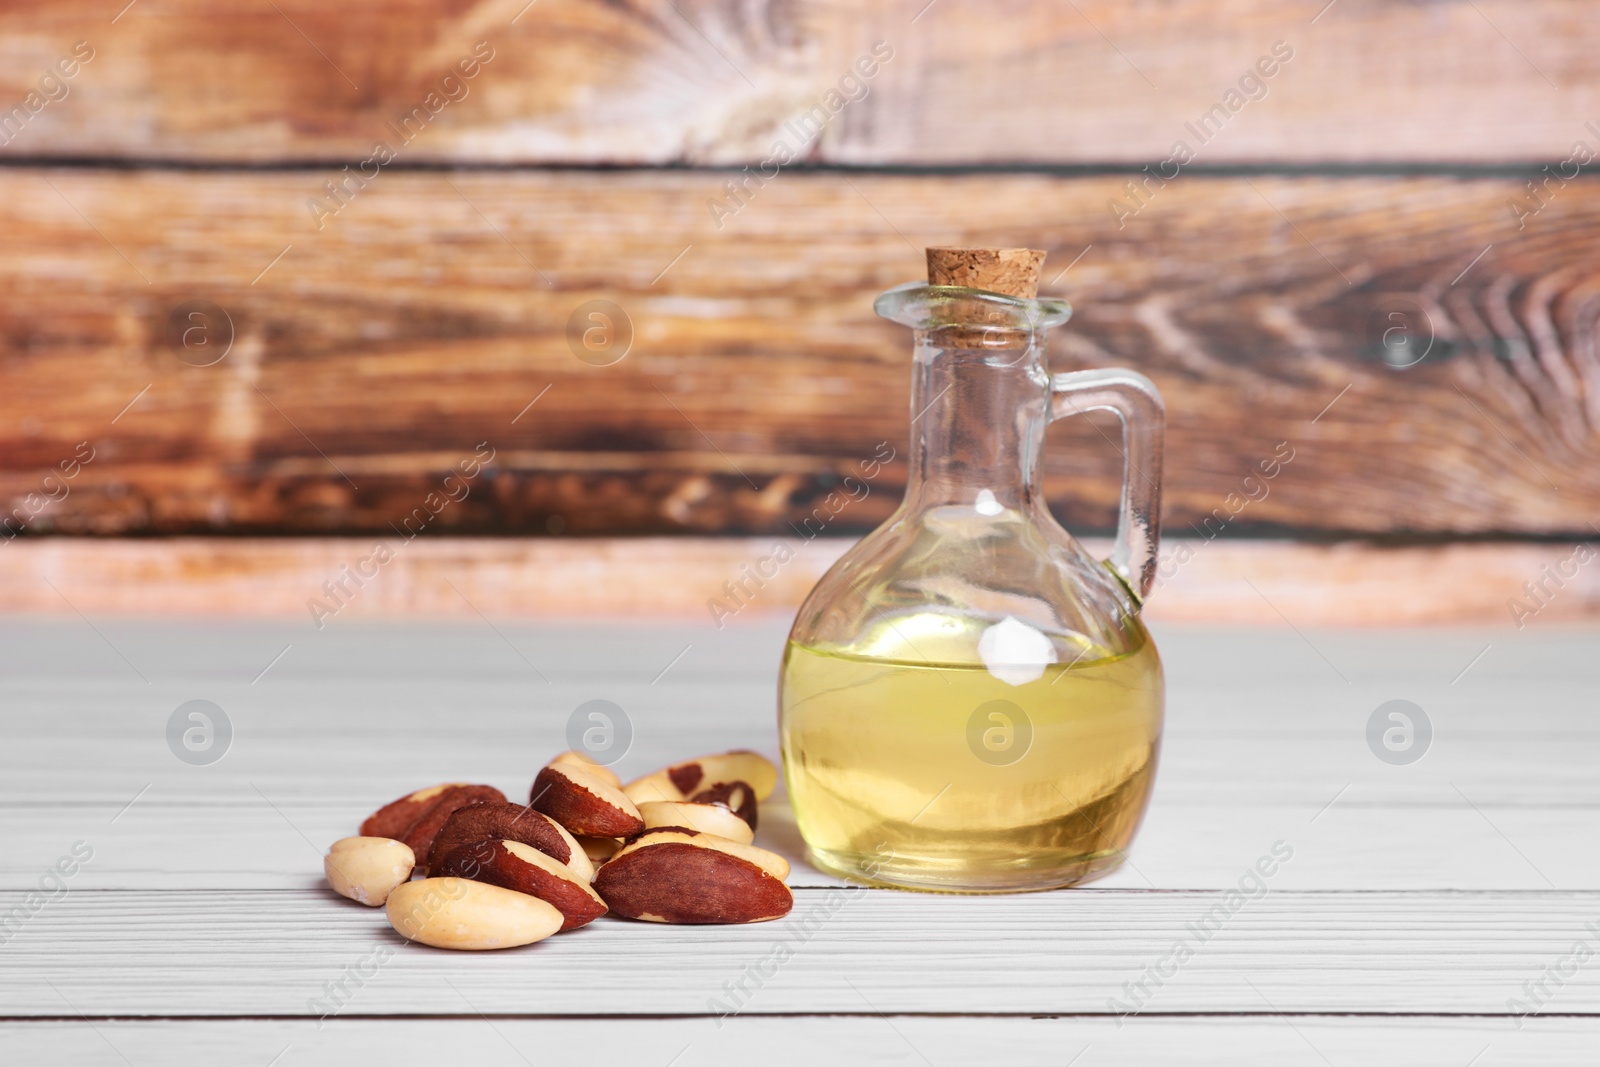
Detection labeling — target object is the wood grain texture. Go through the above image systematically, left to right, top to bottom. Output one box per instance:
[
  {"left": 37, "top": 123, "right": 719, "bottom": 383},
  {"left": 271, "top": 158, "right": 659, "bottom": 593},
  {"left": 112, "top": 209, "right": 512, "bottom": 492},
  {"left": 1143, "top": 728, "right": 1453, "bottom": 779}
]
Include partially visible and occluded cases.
[
  {"left": 0, "top": 1, "right": 1597, "bottom": 164},
  {"left": 1, "top": 170, "right": 1597, "bottom": 538},
  {"left": 2, "top": 538, "right": 1599, "bottom": 623},
  {"left": 1, "top": 621, "right": 1595, "bottom": 1035},
  {"left": 4, "top": 621, "right": 1596, "bottom": 892},
  {"left": 12, "top": 797, "right": 1600, "bottom": 893},
  {"left": 7, "top": 887, "right": 1600, "bottom": 1016},
  {"left": 4, "top": 1018, "right": 1596, "bottom": 1067}
]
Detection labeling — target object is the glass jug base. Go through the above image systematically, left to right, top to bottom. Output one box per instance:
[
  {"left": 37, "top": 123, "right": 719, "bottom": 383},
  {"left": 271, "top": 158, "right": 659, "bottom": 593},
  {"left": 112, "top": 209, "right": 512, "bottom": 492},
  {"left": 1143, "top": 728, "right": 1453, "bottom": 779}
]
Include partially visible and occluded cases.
[{"left": 806, "top": 845, "right": 1127, "bottom": 894}]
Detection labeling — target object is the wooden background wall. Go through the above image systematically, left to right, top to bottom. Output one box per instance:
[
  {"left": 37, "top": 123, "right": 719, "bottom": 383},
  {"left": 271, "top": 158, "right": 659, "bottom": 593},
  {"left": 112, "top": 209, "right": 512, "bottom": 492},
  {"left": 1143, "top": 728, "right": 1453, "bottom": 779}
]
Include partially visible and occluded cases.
[{"left": 1, "top": 0, "right": 1597, "bottom": 617}]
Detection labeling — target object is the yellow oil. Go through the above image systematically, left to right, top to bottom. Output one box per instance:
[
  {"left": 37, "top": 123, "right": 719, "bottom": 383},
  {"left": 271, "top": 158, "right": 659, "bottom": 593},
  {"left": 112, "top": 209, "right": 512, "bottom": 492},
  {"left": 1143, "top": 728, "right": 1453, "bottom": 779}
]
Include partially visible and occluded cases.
[{"left": 780, "top": 619, "right": 1162, "bottom": 892}]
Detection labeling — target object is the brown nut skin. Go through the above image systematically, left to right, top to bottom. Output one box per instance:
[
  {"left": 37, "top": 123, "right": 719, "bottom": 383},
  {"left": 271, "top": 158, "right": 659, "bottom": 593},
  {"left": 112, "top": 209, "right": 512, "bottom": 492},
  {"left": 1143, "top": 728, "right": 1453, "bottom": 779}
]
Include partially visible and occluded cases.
[
  {"left": 624, "top": 751, "right": 779, "bottom": 805},
  {"left": 531, "top": 764, "right": 644, "bottom": 838},
  {"left": 690, "top": 780, "right": 759, "bottom": 831},
  {"left": 360, "top": 782, "right": 472, "bottom": 839},
  {"left": 397, "top": 785, "right": 506, "bottom": 864},
  {"left": 427, "top": 802, "right": 592, "bottom": 881},
  {"left": 617, "top": 829, "right": 790, "bottom": 880},
  {"left": 594, "top": 836, "right": 793, "bottom": 924},
  {"left": 436, "top": 839, "right": 607, "bottom": 931}
]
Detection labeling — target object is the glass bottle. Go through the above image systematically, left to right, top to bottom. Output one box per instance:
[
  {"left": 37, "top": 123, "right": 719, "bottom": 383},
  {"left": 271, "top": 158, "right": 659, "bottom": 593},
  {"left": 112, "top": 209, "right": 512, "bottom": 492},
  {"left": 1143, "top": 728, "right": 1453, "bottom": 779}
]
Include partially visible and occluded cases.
[{"left": 778, "top": 248, "right": 1166, "bottom": 893}]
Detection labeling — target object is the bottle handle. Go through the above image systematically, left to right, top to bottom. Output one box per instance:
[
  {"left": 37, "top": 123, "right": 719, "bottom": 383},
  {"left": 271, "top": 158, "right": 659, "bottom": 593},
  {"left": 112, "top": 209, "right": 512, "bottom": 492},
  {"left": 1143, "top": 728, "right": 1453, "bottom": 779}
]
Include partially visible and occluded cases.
[{"left": 1048, "top": 368, "right": 1165, "bottom": 603}]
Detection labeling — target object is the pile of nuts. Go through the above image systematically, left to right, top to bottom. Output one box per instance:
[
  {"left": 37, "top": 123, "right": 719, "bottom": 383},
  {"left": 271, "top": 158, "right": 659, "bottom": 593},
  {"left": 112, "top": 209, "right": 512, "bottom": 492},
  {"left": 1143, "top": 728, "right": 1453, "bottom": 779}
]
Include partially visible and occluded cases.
[{"left": 322, "top": 749, "right": 792, "bottom": 950}]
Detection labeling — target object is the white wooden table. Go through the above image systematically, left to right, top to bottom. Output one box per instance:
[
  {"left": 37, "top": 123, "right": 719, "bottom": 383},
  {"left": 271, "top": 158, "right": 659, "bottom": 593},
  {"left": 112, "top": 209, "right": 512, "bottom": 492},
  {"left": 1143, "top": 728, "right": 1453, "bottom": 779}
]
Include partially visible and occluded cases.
[{"left": 2, "top": 617, "right": 1597, "bottom": 1063}]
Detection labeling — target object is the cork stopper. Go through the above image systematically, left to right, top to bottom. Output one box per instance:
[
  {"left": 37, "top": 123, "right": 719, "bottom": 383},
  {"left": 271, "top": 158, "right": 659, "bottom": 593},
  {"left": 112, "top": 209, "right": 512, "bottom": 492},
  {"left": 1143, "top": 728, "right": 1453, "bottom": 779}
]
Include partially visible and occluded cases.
[{"left": 926, "top": 247, "right": 1046, "bottom": 299}]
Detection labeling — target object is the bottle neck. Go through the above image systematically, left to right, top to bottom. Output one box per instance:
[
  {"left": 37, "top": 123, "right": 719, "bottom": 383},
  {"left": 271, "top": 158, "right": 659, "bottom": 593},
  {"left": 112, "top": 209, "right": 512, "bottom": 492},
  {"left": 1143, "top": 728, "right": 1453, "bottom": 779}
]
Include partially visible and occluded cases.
[{"left": 904, "top": 330, "right": 1050, "bottom": 513}]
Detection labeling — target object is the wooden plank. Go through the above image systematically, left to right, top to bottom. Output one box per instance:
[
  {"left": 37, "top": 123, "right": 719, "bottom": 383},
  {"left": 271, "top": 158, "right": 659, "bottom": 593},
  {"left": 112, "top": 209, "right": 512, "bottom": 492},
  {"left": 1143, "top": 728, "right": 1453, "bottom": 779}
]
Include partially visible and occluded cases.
[
  {"left": 1, "top": 1, "right": 1598, "bottom": 164},
  {"left": 1, "top": 170, "right": 1598, "bottom": 537},
  {"left": 0, "top": 538, "right": 1596, "bottom": 623},
  {"left": 2, "top": 622, "right": 1595, "bottom": 1032},
  {"left": 3, "top": 622, "right": 1597, "bottom": 895},
  {"left": 7, "top": 791, "right": 1598, "bottom": 894},
  {"left": 5, "top": 887, "right": 1600, "bottom": 1016},
  {"left": 1, "top": 1016, "right": 1594, "bottom": 1065}
]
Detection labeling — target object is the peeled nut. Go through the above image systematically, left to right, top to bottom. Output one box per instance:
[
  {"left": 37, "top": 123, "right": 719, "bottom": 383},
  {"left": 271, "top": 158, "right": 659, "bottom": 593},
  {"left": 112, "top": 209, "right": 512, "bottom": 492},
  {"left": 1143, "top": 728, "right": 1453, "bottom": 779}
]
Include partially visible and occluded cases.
[
  {"left": 549, "top": 750, "right": 622, "bottom": 789},
  {"left": 623, "top": 751, "right": 779, "bottom": 805},
  {"left": 531, "top": 763, "right": 644, "bottom": 838},
  {"left": 690, "top": 780, "right": 759, "bottom": 831},
  {"left": 637, "top": 800, "right": 755, "bottom": 845},
  {"left": 427, "top": 801, "right": 593, "bottom": 882},
  {"left": 594, "top": 830, "right": 793, "bottom": 924},
  {"left": 576, "top": 835, "right": 623, "bottom": 864},
  {"left": 324, "top": 836, "right": 415, "bottom": 906},
  {"left": 436, "top": 838, "right": 607, "bottom": 931},
  {"left": 386, "top": 877, "right": 563, "bottom": 950}
]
